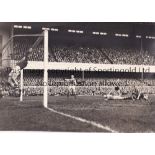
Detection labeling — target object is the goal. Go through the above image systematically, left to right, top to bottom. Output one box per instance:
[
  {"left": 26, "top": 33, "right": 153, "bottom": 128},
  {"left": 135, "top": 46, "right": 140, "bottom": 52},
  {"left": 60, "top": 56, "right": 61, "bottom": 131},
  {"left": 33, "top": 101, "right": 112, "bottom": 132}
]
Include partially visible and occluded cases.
[{"left": 0, "top": 30, "right": 49, "bottom": 108}]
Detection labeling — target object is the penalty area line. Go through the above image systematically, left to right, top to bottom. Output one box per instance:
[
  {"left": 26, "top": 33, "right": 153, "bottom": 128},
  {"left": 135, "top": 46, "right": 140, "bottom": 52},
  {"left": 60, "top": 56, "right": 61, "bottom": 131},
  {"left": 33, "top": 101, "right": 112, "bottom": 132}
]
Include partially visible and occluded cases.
[{"left": 46, "top": 107, "right": 118, "bottom": 133}]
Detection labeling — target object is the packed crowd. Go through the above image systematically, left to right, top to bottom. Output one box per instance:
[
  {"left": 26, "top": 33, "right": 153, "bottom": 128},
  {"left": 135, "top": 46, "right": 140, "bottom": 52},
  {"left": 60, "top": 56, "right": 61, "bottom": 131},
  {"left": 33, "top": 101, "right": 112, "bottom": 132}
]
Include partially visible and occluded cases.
[
  {"left": 12, "top": 37, "right": 44, "bottom": 61},
  {"left": 12, "top": 38, "right": 155, "bottom": 65},
  {"left": 7, "top": 39, "right": 155, "bottom": 96},
  {"left": 50, "top": 46, "right": 155, "bottom": 65},
  {"left": 50, "top": 46, "right": 110, "bottom": 64},
  {"left": 102, "top": 48, "right": 155, "bottom": 65},
  {"left": 2, "top": 75, "right": 155, "bottom": 96},
  {"left": 21, "top": 75, "right": 155, "bottom": 95},
  {"left": 21, "top": 76, "right": 155, "bottom": 96},
  {"left": 23, "top": 76, "right": 155, "bottom": 87},
  {"left": 23, "top": 85, "right": 155, "bottom": 96}
]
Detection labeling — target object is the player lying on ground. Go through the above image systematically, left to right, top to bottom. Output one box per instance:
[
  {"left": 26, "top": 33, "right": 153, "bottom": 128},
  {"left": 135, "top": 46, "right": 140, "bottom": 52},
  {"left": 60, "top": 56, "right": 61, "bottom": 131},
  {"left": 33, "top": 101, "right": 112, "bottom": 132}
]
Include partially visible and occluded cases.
[
  {"left": 65, "top": 75, "right": 77, "bottom": 99},
  {"left": 104, "top": 86, "right": 148, "bottom": 100},
  {"left": 104, "top": 86, "right": 126, "bottom": 100}
]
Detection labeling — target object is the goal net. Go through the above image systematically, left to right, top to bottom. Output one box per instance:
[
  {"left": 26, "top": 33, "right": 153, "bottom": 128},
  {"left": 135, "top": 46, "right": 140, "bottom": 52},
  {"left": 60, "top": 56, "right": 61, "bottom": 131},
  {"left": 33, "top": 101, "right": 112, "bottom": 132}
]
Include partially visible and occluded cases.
[{"left": 0, "top": 30, "right": 49, "bottom": 107}]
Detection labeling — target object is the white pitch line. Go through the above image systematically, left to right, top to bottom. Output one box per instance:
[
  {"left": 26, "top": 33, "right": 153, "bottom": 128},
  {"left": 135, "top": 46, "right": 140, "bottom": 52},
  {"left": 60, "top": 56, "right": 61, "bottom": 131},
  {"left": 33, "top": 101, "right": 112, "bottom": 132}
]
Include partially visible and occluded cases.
[{"left": 46, "top": 107, "right": 117, "bottom": 133}]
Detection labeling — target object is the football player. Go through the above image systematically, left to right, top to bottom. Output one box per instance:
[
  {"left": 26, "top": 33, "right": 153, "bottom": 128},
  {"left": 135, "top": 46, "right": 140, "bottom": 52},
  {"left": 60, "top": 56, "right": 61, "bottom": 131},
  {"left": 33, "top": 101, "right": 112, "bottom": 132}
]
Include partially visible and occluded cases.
[{"left": 65, "top": 75, "right": 77, "bottom": 99}]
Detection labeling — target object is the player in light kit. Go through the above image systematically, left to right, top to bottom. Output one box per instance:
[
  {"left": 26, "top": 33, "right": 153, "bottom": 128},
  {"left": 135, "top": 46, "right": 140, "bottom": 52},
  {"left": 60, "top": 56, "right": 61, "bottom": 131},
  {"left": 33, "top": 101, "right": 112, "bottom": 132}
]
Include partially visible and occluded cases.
[
  {"left": 65, "top": 75, "right": 77, "bottom": 99},
  {"left": 104, "top": 86, "right": 125, "bottom": 100}
]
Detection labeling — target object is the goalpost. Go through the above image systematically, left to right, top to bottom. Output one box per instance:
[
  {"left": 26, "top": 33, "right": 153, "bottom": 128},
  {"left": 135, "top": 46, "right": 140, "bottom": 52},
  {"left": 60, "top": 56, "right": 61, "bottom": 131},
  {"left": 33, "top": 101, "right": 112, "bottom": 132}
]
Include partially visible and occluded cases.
[
  {"left": 20, "top": 29, "right": 49, "bottom": 108},
  {"left": 43, "top": 29, "right": 48, "bottom": 108},
  {"left": 1, "top": 30, "right": 49, "bottom": 108}
]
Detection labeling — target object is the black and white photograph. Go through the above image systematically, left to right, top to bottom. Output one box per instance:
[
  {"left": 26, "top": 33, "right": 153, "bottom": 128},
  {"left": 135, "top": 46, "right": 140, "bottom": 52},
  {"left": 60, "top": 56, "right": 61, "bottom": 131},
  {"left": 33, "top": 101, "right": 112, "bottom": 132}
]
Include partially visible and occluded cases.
[{"left": 0, "top": 22, "right": 155, "bottom": 132}]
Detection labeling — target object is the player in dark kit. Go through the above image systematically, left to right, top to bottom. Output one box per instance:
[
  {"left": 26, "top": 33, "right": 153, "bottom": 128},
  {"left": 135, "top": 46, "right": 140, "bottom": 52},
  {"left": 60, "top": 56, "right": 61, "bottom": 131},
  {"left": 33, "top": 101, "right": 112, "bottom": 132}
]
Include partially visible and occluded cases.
[
  {"left": 0, "top": 34, "right": 43, "bottom": 98},
  {"left": 0, "top": 48, "right": 32, "bottom": 96},
  {"left": 8, "top": 49, "right": 30, "bottom": 88},
  {"left": 0, "top": 53, "right": 30, "bottom": 99},
  {"left": 0, "top": 86, "right": 3, "bottom": 99},
  {"left": 131, "top": 86, "right": 139, "bottom": 100}
]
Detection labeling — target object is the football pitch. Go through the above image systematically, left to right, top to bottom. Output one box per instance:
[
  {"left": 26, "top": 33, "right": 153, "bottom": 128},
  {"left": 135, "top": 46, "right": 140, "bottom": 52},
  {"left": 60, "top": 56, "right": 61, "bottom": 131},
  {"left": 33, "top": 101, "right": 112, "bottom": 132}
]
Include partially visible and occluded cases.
[{"left": 0, "top": 95, "right": 155, "bottom": 132}]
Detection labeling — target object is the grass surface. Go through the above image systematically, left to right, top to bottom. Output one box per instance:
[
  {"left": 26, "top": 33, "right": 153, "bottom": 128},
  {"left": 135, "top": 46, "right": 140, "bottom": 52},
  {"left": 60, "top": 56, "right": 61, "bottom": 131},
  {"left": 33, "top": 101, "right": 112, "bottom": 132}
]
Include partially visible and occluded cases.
[{"left": 0, "top": 95, "right": 155, "bottom": 132}]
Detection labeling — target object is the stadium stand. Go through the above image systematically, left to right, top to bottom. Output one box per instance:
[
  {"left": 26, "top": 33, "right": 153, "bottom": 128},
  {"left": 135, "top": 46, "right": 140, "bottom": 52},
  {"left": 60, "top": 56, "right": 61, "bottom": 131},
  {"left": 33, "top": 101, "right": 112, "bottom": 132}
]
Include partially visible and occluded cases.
[
  {"left": 4, "top": 36, "right": 154, "bottom": 97},
  {"left": 12, "top": 37, "right": 44, "bottom": 61},
  {"left": 12, "top": 38, "right": 155, "bottom": 65},
  {"left": 49, "top": 46, "right": 155, "bottom": 65},
  {"left": 1, "top": 67, "right": 155, "bottom": 97},
  {"left": 20, "top": 73, "right": 155, "bottom": 96},
  {"left": 23, "top": 75, "right": 155, "bottom": 87},
  {"left": 23, "top": 85, "right": 155, "bottom": 96}
]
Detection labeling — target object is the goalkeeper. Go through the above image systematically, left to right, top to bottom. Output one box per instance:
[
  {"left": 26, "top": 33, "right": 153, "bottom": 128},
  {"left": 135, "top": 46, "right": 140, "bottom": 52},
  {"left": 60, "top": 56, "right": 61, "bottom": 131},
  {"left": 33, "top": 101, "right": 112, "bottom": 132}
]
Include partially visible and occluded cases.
[
  {"left": 8, "top": 34, "right": 43, "bottom": 89},
  {"left": 8, "top": 48, "right": 32, "bottom": 88}
]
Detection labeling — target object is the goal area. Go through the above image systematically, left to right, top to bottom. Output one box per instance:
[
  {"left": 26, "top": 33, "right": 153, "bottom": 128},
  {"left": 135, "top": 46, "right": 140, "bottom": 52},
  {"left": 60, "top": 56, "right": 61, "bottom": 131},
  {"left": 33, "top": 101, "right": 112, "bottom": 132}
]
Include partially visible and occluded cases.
[{"left": 0, "top": 30, "right": 49, "bottom": 108}]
